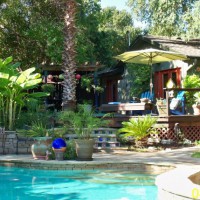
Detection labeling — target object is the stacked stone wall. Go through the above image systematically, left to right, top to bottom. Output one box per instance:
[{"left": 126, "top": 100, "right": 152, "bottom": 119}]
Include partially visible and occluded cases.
[{"left": 0, "top": 130, "right": 33, "bottom": 154}]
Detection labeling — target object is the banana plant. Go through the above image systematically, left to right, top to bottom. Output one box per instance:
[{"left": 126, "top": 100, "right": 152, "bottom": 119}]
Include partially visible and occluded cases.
[{"left": 0, "top": 57, "right": 49, "bottom": 130}]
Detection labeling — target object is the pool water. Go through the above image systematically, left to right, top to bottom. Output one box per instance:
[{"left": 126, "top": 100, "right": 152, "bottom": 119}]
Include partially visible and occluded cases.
[{"left": 0, "top": 166, "right": 157, "bottom": 200}]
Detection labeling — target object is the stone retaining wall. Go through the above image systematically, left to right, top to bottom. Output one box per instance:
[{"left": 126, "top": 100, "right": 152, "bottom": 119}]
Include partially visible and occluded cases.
[
  {"left": 0, "top": 128, "right": 119, "bottom": 155},
  {"left": 0, "top": 131, "right": 33, "bottom": 154}
]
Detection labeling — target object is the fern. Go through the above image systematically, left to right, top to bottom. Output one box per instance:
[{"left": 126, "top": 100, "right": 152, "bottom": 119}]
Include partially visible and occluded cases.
[{"left": 118, "top": 115, "right": 158, "bottom": 142}]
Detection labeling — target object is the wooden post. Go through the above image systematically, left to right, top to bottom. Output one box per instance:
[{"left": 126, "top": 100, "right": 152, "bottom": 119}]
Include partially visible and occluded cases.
[{"left": 166, "top": 90, "right": 170, "bottom": 116}]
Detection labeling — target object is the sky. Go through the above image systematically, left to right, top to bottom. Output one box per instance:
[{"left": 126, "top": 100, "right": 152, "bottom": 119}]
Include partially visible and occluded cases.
[
  {"left": 100, "top": 0, "right": 130, "bottom": 12},
  {"left": 100, "top": 0, "right": 145, "bottom": 28}
]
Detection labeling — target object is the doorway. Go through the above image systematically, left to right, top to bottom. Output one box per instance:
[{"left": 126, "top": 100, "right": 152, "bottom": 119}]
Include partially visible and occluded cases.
[{"left": 154, "top": 68, "right": 181, "bottom": 98}]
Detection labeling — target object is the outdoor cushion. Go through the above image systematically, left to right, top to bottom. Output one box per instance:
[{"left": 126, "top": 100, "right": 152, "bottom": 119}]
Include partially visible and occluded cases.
[
  {"left": 170, "top": 98, "right": 180, "bottom": 110},
  {"left": 108, "top": 102, "right": 121, "bottom": 104}
]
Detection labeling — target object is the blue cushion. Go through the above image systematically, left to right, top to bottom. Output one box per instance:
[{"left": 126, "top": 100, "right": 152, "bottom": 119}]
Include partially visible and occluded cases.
[{"left": 108, "top": 102, "right": 121, "bottom": 105}]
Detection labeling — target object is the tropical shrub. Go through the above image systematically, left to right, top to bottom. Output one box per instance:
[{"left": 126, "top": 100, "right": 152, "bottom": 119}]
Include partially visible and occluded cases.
[
  {"left": 0, "top": 57, "right": 49, "bottom": 130},
  {"left": 58, "top": 104, "right": 109, "bottom": 140},
  {"left": 118, "top": 115, "right": 158, "bottom": 146}
]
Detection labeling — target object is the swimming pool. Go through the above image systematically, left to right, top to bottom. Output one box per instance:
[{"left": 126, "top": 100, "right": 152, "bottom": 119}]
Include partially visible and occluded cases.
[{"left": 0, "top": 166, "right": 157, "bottom": 200}]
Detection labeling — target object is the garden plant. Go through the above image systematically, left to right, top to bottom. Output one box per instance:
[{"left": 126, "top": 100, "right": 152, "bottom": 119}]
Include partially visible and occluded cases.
[{"left": 0, "top": 57, "right": 49, "bottom": 130}]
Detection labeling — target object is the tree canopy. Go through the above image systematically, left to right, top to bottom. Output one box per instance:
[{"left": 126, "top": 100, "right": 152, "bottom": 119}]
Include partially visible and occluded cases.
[
  {"left": 0, "top": 0, "right": 139, "bottom": 69},
  {"left": 127, "top": 0, "right": 200, "bottom": 39}
]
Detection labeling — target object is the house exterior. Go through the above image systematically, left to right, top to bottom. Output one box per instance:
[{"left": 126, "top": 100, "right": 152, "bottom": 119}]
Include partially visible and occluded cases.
[
  {"left": 102, "top": 35, "right": 200, "bottom": 103},
  {"left": 130, "top": 35, "right": 200, "bottom": 98}
]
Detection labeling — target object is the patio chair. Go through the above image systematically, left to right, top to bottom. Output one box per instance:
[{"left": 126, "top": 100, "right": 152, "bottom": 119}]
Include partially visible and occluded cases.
[
  {"left": 131, "top": 91, "right": 154, "bottom": 115},
  {"left": 140, "top": 91, "right": 154, "bottom": 102},
  {"left": 170, "top": 91, "right": 185, "bottom": 115}
]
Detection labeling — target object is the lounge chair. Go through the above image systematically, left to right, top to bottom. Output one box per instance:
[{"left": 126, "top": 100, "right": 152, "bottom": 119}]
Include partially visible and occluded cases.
[{"left": 170, "top": 91, "right": 185, "bottom": 115}]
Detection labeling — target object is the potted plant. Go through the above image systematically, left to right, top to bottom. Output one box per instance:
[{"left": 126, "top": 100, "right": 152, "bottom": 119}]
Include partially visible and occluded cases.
[
  {"left": 183, "top": 74, "right": 200, "bottom": 113},
  {"left": 192, "top": 92, "right": 200, "bottom": 115},
  {"left": 58, "top": 104, "right": 109, "bottom": 161},
  {"left": 118, "top": 115, "right": 158, "bottom": 147},
  {"left": 19, "top": 121, "right": 53, "bottom": 160}
]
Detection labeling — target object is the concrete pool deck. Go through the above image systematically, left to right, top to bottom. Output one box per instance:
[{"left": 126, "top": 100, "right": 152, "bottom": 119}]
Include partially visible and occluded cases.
[{"left": 0, "top": 146, "right": 199, "bottom": 170}]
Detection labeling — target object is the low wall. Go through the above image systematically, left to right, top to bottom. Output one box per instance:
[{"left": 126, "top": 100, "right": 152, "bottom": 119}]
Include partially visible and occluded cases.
[
  {"left": 0, "top": 128, "right": 119, "bottom": 155},
  {"left": 0, "top": 131, "right": 33, "bottom": 154}
]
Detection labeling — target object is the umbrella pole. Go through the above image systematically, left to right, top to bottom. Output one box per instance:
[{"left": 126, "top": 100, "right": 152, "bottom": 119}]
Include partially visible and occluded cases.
[
  {"left": 149, "top": 58, "right": 153, "bottom": 97},
  {"left": 150, "top": 63, "right": 154, "bottom": 115}
]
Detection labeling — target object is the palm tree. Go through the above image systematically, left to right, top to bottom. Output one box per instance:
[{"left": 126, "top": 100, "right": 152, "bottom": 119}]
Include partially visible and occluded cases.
[{"left": 62, "top": 0, "right": 77, "bottom": 110}]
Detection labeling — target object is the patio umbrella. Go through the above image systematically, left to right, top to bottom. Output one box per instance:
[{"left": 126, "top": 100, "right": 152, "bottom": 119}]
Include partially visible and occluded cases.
[{"left": 114, "top": 48, "right": 188, "bottom": 95}]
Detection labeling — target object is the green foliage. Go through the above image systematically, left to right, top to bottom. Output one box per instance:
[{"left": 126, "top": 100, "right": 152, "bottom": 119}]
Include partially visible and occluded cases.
[
  {"left": 0, "top": 0, "right": 141, "bottom": 69},
  {"left": 0, "top": 0, "right": 63, "bottom": 67},
  {"left": 128, "top": 0, "right": 198, "bottom": 38},
  {"left": 180, "top": 1, "right": 200, "bottom": 39},
  {"left": 97, "top": 7, "right": 142, "bottom": 65},
  {"left": 0, "top": 57, "right": 49, "bottom": 130},
  {"left": 127, "top": 63, "right": 151, "bottom": 97},
  {"left": 182, "top": 74, "right": 200, "bottom": 106},
  {"left": 183, "top": 74, "right": 200, "bottom": 88},
  {"left": 80, "top": 75, "right": 104, "bottom": 93},
  {"left": 41, "top": 84, "right": 55, "bottom": 94},
  {"left": 194, "top": 92, "right": 200, "bottom": 105},
  {"left": 16, "top": 99, "right": 56, "bottom": 130},
  {"left": 58, "top": 104, "right": 109, "bottom": 140},
  {"left": 17, "top": 107, "right": 56, "bottom": 137},
  {"left": 118, "top": 115, "right": 158, "bottom": 142},
  {"left": 24, "top": 121, "right": 50, "bottom": 137},
  {"left": 48, "top": 139, "right": 77, "bottom": 160},
  {"left": 63, "top": 140, "right": 77, "bottom": 160},
  {"left": 194, "top": 140, "right": 200, "bottom": 146},
  {"left": 191, "top": 152, "right": 200, "bottom": 158}
]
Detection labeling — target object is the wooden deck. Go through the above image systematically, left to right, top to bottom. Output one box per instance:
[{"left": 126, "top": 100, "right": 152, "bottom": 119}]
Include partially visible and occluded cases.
[
  {"left": 98, "top": 88, "right": 200, "bottom": 141},
  {"left": 100, "top": 114, "right": 200, "bottom": 141},
  {"left": 103, "top": 114, "right": 200, "bottom": 127}
]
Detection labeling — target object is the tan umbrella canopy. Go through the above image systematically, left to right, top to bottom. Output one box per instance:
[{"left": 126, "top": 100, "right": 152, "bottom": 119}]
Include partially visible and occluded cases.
[{"left": 114, "top": 48, "right": 188, "bottom": 95}]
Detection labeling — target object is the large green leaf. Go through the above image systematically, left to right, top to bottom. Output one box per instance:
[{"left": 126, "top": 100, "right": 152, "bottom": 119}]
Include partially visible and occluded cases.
[
  {"left": 2, "top": 56, "right": 13, "bottom": 66},
  {"left": 11, "top": 62, "right": 21, "bottom": 69},
  {"left": 16, "top": 67, "right": 36, "bottom": 84},
  {"left": 0, "top": 72, "right": 9, "bottom": 79},
  {"left": 28, "top": 73, "right": 41, "bottom": 80},
  {"left": 10, "top": 75, "right": 18, "bottom": 82},
  {"left": 20, "top": 78, "right": 42, "bottom": 89},
  {"left": 0, "top": 79, "right": 11, "bottom": 87},
  {"left": 28, "top": 92, "right": 50, "bottom": 98},
  {"left": 14, "top": 94, "right": 26, "bottom": 106}
]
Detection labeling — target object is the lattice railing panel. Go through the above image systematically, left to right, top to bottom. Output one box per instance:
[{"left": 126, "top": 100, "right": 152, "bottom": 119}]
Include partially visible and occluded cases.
[
  {"left": 155, "top": 126, "right": 200, "bottom": 141},
  {"left": 180, "top": 126, "right": 200, "bottom": 141},
  {"left": 155, "top": 127, "right": 175, "bottom": 140}
]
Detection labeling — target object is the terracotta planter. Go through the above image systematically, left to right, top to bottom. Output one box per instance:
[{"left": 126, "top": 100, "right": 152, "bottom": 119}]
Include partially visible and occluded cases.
[
  {"left": 31, "top": 137, "right": 52, "bottom": 160},
  {"left": 75, "top": 139, "right": 95, "bottom": 161},
  {"left": 52, "top": 148, "right": 66, "bottom": 161}
]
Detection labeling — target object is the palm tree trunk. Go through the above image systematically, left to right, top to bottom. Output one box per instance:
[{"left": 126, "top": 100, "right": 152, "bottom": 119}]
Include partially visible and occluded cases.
[{"left": 62, "top": 0, "right": 77, "bottom": 110}]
